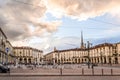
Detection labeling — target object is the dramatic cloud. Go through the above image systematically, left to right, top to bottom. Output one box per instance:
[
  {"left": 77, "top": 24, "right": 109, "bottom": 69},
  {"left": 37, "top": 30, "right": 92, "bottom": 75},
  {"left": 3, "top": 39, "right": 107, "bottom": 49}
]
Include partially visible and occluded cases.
[
  {"left": 0, "top": 0, "right": 61, "bottom": 41},
  {"left": 1, "top": 0, "right": 120, "bottom": 53},
  {"left": 1, "top": 0, "right": 120, "bottom": 41},
  {"left": 47, "top": 0, "right": 120, "bottom": 20}
]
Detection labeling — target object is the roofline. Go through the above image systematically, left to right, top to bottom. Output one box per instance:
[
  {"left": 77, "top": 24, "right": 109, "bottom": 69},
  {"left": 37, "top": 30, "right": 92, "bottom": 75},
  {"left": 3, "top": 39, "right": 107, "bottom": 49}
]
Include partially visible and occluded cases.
[
  {"left": 0, "top": 28, "right": 7, "bottom": 39},
  {"left": 6, "top": 40, "right": 13, "bottom": 47},
  {"left": 45, "top": 42, "right": 114, "bottom": 56},
  {"left": 13, "top": 46, "right": 43, "bottom": 53}
]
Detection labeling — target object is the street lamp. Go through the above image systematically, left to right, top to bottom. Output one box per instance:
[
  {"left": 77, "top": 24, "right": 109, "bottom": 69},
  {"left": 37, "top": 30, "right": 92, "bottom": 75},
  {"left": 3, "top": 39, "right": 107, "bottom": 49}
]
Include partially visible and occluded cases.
[{"left": 87, "top": 41, "right": 92, "bottom": 69}]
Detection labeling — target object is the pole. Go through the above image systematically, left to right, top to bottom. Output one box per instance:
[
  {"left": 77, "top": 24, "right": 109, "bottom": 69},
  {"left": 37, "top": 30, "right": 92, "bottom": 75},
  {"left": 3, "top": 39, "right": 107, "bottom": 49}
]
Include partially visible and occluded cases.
[
  {"left": 87, "top": 41, "right": 90, "bottom": 69},
  {"left": 6, "top": 47, "right": 9, "bottom": 66},
  {"left": 60, "top": 67, "right": 62, "bottom": 75},
  {"left": 82, "top": 68, "right": 84, "bottom": 75},
  {"left": 92, "top": 68, "right": 94, "bottom": 75},
  {"left": 111, "top": 68, "right": 113, "bottom": 75},
  {"left": 101, "top": 69, "right": 104, "bottom": 75}
]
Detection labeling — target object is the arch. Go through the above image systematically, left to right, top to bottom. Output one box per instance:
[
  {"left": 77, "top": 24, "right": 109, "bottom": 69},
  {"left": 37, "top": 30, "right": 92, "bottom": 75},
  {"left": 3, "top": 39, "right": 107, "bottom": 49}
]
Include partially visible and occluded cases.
[
  {"left": 97, "top": 57, "right": 99, "bottom": 63},
  {"left": 104, "top": 57, "right": 106, "bottom": 64},
  {"left": 109, "top": 57, "right": 111, "bottom": 64},
  {"left": 115, "top": 57, "right": 118, "bottom": 64},
  {"left": 19, "top": 58, "right": 22, "bottom": 64},
  {"left": 24, "top": 58, "right": 27, "bottom": 64},
  {"left": 28, "top": 58, "right": 31, "bottom": 64},
  {"left": 75, "top": 58, "right": 77, "bottom": 63},
  {"left": 78, "top": 58, "right": 80, "bottom": 63},
  {"left": 82, "top": 58, "right": 83, "bottom": 63},
  {"left": 94, "top": 58, "right": 96, "bottom": 63},
  {"left": 55, "top": 59, "right": 57, "bottom": 63}
]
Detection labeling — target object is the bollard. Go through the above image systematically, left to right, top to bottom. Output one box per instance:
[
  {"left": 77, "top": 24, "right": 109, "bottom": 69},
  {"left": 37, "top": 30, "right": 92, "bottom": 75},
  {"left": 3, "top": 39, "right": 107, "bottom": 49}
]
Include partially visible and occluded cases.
[
  {"left": 8, "top": 68, "right": 10, "bottom": 76},
  {"left": 60, "top": 68, "right": 62, "bottom": 75},
  {"left": 82, "top": 68, "right": 84, "bottom": 75},
  {"left": 92, "top": 68, "right": 94, "bottom": 75},
  {"left": 101, "top": 69, "right": 104, "bottom": 76},
  {"left": 111, "top": 69, "right": 113, "bottom": 75}
]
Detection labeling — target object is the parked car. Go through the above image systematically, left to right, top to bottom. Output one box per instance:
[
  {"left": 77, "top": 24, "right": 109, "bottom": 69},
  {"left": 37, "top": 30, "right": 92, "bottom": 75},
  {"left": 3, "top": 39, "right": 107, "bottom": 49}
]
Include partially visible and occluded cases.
[
  {"left": 92, "top": 63, "right": 98, "bottom": 66},
  {"left": 0, "top": 64, "right": 10, "bottom": 73}
]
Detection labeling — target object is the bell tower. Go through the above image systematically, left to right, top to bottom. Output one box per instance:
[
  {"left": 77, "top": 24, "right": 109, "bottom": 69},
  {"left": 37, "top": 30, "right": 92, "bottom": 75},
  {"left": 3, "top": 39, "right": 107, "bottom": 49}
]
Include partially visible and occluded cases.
[{"left": 80, "top": 31, "right": 85, "bottom": 49}]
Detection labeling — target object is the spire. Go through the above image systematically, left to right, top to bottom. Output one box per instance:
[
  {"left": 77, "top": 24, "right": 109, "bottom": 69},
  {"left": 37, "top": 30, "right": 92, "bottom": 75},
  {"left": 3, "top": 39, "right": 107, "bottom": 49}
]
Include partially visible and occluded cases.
[{"left": 80, "top": 31, "right": 85, "bottom": 49}]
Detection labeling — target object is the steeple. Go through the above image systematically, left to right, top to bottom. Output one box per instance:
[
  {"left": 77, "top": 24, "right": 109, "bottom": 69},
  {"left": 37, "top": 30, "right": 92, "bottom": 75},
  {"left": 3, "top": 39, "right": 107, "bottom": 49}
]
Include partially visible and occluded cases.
[{"left": 80, "top": 31, "right": 85, "bottom": 49}]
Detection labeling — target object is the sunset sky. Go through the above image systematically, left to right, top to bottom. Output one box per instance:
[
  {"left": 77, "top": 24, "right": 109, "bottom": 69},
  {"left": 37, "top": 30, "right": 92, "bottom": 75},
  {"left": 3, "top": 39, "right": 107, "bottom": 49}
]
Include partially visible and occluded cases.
[{"left": 0, "top": 0, "right": 120, "bottom": 53}]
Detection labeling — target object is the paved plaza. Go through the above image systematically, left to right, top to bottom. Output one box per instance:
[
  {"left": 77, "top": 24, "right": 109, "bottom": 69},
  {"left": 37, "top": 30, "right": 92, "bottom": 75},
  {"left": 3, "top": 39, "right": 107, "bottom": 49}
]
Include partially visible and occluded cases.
[
  {"left": 7, "top": 64, "right": 120, "bottom": 76},
  {"left": 1, "top": 65, "right": 120, "bottom": 80},
  {"left": 7, "top": 68, "right": 120, "bottom": 75},
  {"left": 0, "top": 76, "right": 120, "bottom": 80}
]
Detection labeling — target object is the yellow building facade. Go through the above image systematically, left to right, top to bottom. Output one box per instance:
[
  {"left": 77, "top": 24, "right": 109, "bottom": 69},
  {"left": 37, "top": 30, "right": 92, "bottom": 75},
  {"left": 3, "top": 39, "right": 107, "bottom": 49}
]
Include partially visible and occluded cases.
[
  {"left": 44, "top": 32, "right": 120, "bottom": 65},
  {"left": 44, "top": 43, "right": 120, "bottom": 65},
  {"left": 13, "top": 47, "right": 43, "bottom": 65}
]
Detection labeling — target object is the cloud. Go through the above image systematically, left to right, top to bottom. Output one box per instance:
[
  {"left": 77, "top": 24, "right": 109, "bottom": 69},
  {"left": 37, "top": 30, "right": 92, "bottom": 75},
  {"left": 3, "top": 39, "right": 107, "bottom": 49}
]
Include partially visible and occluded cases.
[
  {"left": 0, "top": 0, "right": 61, "bottom": 41},
  {"left": 1, "top": 0, "right": 120, "bottom": 52},
  {"left": 1, "top": 0, "right": 120, "bottom": 41},
  {"left": 47, "top": 0, "right": 120, "bottom": 20},
  {"left": 33, "top": 36, "right": 81, "bottom": 53}
]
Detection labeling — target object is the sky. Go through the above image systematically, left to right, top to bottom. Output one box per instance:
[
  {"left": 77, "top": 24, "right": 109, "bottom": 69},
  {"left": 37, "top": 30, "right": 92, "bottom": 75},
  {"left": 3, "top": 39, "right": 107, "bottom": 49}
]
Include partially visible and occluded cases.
[{"left": 0, "top": 0, "right": 120, "bottom": 54}]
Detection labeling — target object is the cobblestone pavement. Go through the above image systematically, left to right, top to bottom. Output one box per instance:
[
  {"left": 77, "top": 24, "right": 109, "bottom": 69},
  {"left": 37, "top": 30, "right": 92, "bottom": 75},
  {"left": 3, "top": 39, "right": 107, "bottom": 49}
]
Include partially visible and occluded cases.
[
  {"left": 9, "top": 67, "right": 120, "bottom": 75},
  {"left": 0, "top": 76, "right": 120, "bottom": 80}
]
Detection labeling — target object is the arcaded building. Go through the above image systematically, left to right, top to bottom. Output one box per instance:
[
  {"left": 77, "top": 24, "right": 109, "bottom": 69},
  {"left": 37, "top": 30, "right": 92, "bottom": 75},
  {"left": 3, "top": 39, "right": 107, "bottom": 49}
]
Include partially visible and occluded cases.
[
  {"left": 44, "top": 32, "right": 120, "bottom": 65},
  {"left": 44, "top": 43, "right": 120, "bottom": 65},
  {"left": 13, "top": 47, "right": 43, "bottom": 65}
]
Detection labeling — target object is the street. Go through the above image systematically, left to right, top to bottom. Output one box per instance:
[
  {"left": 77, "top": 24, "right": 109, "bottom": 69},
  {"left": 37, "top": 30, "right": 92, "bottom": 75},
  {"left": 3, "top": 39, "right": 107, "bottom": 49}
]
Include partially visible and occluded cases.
[{"left": 0, "top": 76, "right": 120, "bottom": 80}]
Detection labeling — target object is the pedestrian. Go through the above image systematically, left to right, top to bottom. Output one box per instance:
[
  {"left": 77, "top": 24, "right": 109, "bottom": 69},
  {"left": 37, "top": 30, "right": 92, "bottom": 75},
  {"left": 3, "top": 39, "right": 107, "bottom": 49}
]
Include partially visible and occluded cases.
[{"left": 31, "top": 66, "right": 34, "bottom": 70}]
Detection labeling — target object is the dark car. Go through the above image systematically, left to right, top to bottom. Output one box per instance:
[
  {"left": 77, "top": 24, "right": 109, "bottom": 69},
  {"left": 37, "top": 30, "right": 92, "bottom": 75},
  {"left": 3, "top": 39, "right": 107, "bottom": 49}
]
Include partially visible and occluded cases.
[
  {"left": 92, "top": 63, "right": 98, "bottom": 66},
  {"left": 0, "top": 64, "right": 10, "bottom": 73}
]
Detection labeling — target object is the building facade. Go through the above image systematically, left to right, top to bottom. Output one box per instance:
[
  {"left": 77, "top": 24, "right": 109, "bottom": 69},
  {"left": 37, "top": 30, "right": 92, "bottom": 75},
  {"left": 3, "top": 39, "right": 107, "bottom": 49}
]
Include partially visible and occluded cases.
[
  {"left": 0, "top": 28, "right": 15, "bottom": 65},
  {"left": 44, "top": 32, "right": 120, "bottom": 65},
  {"left": 6, "top": 40, "right": 15, "bottom": 64},
  {"left": 44, "top": 43, "right": 120, "bottom": 65},
  {"left": 13, "top": 47, "right": 43, "bottom": 65}
]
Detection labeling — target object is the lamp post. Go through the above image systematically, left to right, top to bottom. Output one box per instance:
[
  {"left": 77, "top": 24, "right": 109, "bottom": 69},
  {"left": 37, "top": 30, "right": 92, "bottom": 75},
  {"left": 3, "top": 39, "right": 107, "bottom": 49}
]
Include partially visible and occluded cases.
[{"left": 87, "top": 41, "right": 92, "bottom": 69}]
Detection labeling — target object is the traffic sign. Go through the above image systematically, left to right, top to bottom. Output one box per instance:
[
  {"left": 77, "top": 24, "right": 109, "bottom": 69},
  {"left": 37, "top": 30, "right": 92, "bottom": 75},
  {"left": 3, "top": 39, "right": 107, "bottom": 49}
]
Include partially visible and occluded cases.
[{"left": 6, "top": 47, "right": 9, "bottom": 53}]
